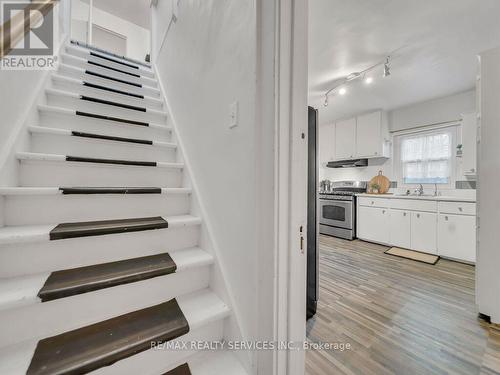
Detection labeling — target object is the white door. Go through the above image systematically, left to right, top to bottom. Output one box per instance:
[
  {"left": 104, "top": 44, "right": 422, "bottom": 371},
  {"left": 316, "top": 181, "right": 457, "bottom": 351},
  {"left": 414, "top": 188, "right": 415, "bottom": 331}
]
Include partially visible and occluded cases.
[
  {"left": 356, "top": 111, "right": 381, "bottom": 158},
  {"left": 335, "top": 118, "right": 356, "bottom": 160},
  {"left": 319, "top": 124, "right": 335, "bottom": 164},
  {"left": 358, "top": 206, "right": 389, "bottom": 244},
  {"left": 389, "top": 209, "right": 411, "bottom": 248},
  {"left": 411, "top": 211, "right": 437, "bottom": 254},
  {"left": 438, "top": 214, "right": 476, "bottom": 262}
]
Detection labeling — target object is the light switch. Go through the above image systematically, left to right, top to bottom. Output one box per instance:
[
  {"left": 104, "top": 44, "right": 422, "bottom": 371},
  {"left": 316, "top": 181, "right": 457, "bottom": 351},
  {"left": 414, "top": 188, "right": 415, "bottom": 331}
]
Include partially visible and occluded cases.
[{"left": 229, "top": 101, "right": 239, "bottom": 129}]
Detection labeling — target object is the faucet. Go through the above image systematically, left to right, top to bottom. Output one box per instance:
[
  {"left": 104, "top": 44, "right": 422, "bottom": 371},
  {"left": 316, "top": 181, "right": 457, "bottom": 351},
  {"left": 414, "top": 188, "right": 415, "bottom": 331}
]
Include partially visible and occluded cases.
[
  {"left": 434, "top": 183, "right": 438, "bottom": 196},
  {"left": 414, "top": 184, "right": 424, "bottom": 196}
]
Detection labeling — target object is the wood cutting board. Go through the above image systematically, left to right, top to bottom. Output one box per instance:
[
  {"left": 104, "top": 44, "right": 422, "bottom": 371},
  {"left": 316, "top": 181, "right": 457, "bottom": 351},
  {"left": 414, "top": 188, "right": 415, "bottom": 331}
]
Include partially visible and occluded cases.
[{"left": 368, "top": 171, "right": 391, "bottom": 194}]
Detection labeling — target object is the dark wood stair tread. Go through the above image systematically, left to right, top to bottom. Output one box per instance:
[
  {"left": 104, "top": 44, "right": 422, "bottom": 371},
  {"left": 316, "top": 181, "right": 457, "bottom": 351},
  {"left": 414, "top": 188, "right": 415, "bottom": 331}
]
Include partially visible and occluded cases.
[
  {"left": 76, "top": 110, "right": 149, "bottom": 127},
  {"left": 71, "top": 130, "right": 153, "bottom": 145},
  {"left": 65, "top": 155, "right": 157, "bottom": 167},
  {"left": 60, "top": 187, "right": 162, "bottom": 194},
  {"left": 50, "top": 216, "right": 168, "bottom": 240},
  {"left": 38, "top": 253, "right": 176, "bottom": 302},
  {"left": 26, "top": 299, "right": 190, "bottom": 375},
  {"left": 164, "top": 363, "right": 192, "bottom": 375}
]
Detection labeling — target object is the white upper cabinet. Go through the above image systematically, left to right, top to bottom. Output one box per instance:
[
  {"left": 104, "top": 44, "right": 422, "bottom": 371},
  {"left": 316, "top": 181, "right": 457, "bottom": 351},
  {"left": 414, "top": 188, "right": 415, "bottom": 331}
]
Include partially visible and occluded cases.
[
  {"left": 330, "top": 110, "right": 389, "bottom": 161},
  {"left": 356, "top": 111, "right": 386, "bottom": 158},
  {"left": 461, "top": 112, "right": 477, "bottom": 177},
  {"left": 334, "top": 118, "right": 356, "bottom": 160},
  {"left": 319, "top": 123, "right": 335, "bottom": 164}
]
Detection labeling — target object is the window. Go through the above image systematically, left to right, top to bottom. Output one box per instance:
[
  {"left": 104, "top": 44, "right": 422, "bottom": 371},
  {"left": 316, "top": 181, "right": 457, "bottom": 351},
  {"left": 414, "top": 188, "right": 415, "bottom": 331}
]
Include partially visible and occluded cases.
[{"left": 397, "top": 128, "right": 454, "bottom": 185}]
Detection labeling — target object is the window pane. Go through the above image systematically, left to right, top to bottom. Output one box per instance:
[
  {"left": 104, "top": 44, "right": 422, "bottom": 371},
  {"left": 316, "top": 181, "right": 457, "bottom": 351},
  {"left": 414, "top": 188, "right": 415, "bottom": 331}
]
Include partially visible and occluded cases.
[{"left": 399, "top": 129, "right": 452, "bottom": 185}]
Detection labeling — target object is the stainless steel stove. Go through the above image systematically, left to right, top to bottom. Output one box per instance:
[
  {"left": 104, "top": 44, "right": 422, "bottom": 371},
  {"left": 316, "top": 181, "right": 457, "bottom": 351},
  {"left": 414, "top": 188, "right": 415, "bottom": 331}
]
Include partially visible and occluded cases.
[{"left": 319, "top": 181, "right": 367, "bottom": 240}]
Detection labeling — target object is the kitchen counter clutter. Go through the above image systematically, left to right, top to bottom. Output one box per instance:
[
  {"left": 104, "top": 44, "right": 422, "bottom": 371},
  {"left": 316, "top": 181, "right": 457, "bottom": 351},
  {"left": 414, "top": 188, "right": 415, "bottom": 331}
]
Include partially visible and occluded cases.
[{"left": 356, "top": 194, "right": 477, "bottom": 263}]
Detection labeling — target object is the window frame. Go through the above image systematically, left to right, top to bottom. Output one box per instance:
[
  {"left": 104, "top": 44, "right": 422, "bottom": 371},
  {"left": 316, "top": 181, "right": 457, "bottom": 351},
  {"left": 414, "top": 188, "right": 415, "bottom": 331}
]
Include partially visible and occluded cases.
[{"left": 393, "top": 125, "right": 459, "bottom": 190}]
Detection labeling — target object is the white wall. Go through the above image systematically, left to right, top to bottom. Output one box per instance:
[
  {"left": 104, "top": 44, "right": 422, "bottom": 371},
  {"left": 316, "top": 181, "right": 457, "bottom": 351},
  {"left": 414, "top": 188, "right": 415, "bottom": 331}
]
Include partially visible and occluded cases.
[
  {"left": 71, "top": 0, "right": 150, "bottom": 61},
  {"left": 153, "top": 0, "right": 259, "bottom": 371},
  {"left": 0, "top": 2, "right": 69, "bottom": 187},
  {"left": 477, "top": 47, "right": 500, "bottom": 324},
  {"left": 321, "top": 89, "right": 476, "bottom": 187}
]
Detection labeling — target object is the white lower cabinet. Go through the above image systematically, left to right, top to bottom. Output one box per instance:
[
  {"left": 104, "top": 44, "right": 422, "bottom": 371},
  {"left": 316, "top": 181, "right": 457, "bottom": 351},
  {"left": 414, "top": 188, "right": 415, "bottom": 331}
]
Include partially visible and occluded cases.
[
  {"left": 357, "top": 197, "right": 476, "bottom": 262},
  {"left": 357, "top": 206, "right": 389, "bottom": 244},
  {"left": 389, "top": 210, "right": 411, "bottom": 248},
  {"left": 410, "top": 212, "right": 437, "bottom": 255},
  {"left": 438, "top": 214, "right": 476, "bottom": 262}
]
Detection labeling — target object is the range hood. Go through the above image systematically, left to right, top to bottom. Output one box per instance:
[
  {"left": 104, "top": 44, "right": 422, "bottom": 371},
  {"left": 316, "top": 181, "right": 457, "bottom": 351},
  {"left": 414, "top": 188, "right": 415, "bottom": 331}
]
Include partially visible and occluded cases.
[{"left": 326, "top": 158, "right": 368, "bottom": 168}]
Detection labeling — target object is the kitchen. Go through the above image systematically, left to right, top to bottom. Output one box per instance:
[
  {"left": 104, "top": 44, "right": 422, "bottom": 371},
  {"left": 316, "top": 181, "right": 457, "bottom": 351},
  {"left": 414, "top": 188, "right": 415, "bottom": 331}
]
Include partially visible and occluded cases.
[{"left": 306, "top": 1, "right": 500, "bottom": 374}]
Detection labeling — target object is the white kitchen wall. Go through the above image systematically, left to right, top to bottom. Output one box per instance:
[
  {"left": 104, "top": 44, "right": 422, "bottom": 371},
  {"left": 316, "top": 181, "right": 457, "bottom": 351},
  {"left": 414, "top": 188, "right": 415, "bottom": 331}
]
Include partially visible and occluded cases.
[
  {"left": 71, "top": 0, "right": 150, "bottom": 61},
  {"left": 153, "top": 0, "right": 258, "bottom": 371},
  {"left": 321, "top": 89, "right": 476, "bottom": 187}
]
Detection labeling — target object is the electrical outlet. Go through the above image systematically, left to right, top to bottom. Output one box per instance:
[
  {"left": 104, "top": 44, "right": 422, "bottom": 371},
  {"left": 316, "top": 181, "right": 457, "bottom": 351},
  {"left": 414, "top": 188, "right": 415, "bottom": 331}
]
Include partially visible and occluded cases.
[{"left": 229, "top": 101, "right": 239, "bottom": 129}]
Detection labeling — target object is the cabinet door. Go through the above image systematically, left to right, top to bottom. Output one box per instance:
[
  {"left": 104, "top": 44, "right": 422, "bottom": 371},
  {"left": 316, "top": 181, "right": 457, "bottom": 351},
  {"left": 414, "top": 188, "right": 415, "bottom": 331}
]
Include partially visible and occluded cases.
[
  {"left": 356, "top": 111, "right": 382, "bottom": 158},
  {"left": 461, "top": 112, "right": 477, "bottom": 176},
  {"left": 335, "top": 118, "right": 356, "bottom": 160},
  {"left": 319, "top": 124, "right": 335, "bottom": 164},
  {"left": 357, "top": 206, "right": 389, "bottom": 244},
  {"left": 389, "top": 209, "right": 411, "bottom": 249},
  {"left": 411, "top": 212, "right": 437, "bottom": 254},
  {"left": 438, "top": 214, "right": 476, "bottom": 262}
]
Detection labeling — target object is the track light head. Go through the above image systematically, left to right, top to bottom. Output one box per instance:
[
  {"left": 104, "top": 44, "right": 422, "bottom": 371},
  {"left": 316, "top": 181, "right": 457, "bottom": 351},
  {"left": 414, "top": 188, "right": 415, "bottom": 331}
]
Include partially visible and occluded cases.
[{"left": 383, "top": 56, "right": 391, "bottom": 77}]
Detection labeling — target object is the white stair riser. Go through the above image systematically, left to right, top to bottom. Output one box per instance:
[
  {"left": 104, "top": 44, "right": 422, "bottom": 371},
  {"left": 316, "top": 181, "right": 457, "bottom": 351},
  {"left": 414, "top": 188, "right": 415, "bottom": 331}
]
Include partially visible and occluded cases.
[
  {"left": 65, "top": 46, "right": 155, "bottom": 79},
  {"left": 60, "top": 54, "right": 157, "bottom": 88},
  {"left": 58, "top": 65, "right": 160, "bottom": 98},
  {"left": 50, "top": 77, "right": 163, "bottom": 110},
  {"left": 46, "top": 93, "right": 167, "bottom": 124},
  {"left": 39, "top": 111, "right": 172, "bottom": 142},
  {"left": 31, "top": 133, "right": 175, "bottom": 163},
  {"left": 20, "top": 161, "right": 183, "bottom": 188},
  {"left": 3, "top": 194, "right": 190, "bottom": 226},
  {"left": 0, "top": 225, "right": 200, "bottom": 277},
  {"left": 0, "top": 267, "right": 210, "bottom": 348},
  {"left": 92, "top": 322, "right": 224, "bottom": 375}
]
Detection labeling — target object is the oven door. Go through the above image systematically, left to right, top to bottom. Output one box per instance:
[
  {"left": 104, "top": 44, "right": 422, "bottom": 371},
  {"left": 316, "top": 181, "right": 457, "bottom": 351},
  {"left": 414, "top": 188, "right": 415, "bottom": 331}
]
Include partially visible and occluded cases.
[{"left": 319, "top": 199, "right": 353, "bottom": 229}]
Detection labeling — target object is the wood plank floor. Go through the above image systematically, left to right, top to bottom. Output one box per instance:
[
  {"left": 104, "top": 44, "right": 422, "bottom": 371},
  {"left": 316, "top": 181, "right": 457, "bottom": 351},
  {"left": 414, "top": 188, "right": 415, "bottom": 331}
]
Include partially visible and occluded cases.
[{"left": 306, "top": 235, "right": 500, "bottom": 375}]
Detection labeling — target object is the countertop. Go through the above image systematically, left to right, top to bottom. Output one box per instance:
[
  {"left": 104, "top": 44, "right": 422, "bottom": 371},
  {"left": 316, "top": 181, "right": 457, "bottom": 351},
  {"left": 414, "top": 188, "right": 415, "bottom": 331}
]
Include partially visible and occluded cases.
[{"left": 356, "top": 193, "right": 476, "bottom": 203}]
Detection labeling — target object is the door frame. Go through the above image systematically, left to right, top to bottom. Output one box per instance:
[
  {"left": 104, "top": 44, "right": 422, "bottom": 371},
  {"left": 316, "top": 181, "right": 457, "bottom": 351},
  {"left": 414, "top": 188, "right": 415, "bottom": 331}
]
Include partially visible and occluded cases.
[{"left": 255, "top": 0, "right": 308, "bottom": 373}]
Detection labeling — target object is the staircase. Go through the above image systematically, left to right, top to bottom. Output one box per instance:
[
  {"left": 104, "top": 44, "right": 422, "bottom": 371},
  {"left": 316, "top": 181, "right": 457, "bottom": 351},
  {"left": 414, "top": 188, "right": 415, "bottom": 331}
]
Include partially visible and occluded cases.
[{"left": 0, "top": 41, "right": 247, "bottom": 375}]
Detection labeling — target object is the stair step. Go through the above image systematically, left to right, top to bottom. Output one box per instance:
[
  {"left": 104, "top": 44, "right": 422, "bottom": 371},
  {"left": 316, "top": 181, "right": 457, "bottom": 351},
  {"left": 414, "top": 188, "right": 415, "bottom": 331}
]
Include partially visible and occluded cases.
[
  {"left": 69, "top": 40, "right": 153, "bottom": 70},
  {"left": 60, "top": 52, "right": 157, "bottom": 86},
  {"left": 58, "top": 64, "right": 160, "bottom": 98},
  {"left": 51, "top": 74, "right": 163, "bottom": 109},
  {"left": 45, "top": 88, "right": 167, "bottom": 123},
  {"left": 38, "top": 105, "right": 172, "bottom": 143},
  {"left": 39, "top": 105, "right": 168, "bottom": 129},
  {"left": 30, "top": 125, "right": 175, "bottom": 148},
  {"left": 17, "top": 152, "right": 183, "bottom": 169},
  {"left": 0, "top": 187, "right": 191, "bottom": 195},
  {"left": 0, "top": 215, "right": 201, "bottom": 246},
  {"left": 49, "top": 216, "right": 169, "bottom": 240},
  {"left": 0, "top": 248, "right": 212, "bottom": 309},
  {"left": 38, "top": 253, "right": 176, "bottom": 302},
  {"left": 0, "top": 289, "right": 229, "bottom": 374},
  {"left": 27, "top": 298, "right": 189, "bottom": 374},
  {"left": 184, "top": 351, "right": 248, "bottom": 375},
  {"left": 165, "top": 363, "right": 191, "bottom": 375}
]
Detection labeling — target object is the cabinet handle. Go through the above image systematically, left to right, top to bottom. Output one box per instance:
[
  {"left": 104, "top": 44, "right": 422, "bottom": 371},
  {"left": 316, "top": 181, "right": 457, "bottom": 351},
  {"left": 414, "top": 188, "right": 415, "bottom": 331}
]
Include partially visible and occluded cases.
[
  {"left": 371, "top": 201, "right": 374, "bottom": 205},
  {"left": 458, "top": 207, "right": 463, "bottom": 212},
  {"left": 382, "top": 210, "right": 386, "bottom": 214},
  {"left": 403, "top": 212, "right": 407, "bottom": 216},
  {"left": 416, "top": 214, "right": 420, "bottom": 218},
  {"left": 445, "top": 216, "right": 449, "bottom": 221}
]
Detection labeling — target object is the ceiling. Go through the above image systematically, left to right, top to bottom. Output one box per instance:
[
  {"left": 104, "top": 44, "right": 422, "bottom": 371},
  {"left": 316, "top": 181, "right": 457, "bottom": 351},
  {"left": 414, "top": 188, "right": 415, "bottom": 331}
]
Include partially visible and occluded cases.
[
  {"left": 82, "top": 0, "right": 151, "bottom": 29},
  {"left": 309, "top": 0, "right": 500, "bottom": 124}
]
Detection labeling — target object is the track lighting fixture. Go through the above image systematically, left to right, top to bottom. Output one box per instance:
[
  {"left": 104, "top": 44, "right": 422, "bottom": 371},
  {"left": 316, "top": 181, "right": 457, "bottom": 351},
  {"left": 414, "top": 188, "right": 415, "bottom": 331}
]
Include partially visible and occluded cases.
[
  {"left": 322, "top": 52, "right": 398, "bottom": 106},
  {"left": 383, "top": 56, "right": 391, "bottom": 77}
]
